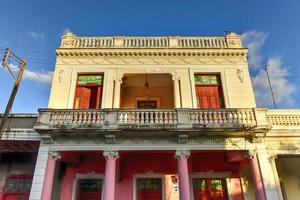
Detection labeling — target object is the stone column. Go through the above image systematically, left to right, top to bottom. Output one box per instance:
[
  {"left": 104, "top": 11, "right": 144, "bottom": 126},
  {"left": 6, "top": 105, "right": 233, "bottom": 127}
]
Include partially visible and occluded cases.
[
  {"left": 173, "top": 76, "right": 181, "bottom": 108},
  {"left": 113, "top": 78, "right": 122, "bottom": 108},
  {"left": 175, "top": 150, "right": 191, "bottom": 200},
  {"left": 41, "top": 151, "right": 61, "bottom": 200},
  {"left": 103, "top": 151, "right": 119, "bottom": 200},
  {"left": 249, "top": 153, "right": 266, "bottom": 200},
  {"left": 269, "top": 155, "right": 284, "bottom": 200}
]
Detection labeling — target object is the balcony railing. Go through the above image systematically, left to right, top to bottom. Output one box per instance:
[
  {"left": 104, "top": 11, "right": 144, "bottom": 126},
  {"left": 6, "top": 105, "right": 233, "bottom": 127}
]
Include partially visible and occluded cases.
[{"left": 35, "top": 108, "right": 263, "bottom": 133}]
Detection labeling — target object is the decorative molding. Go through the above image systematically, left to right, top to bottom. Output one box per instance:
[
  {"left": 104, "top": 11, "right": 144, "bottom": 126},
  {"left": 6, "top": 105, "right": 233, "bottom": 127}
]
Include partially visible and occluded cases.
[
  {"left": 56, "top": 56, "right": 247, "bottom": 65},
  {"left": 236, "top": 68, "right": 244, "bottom": 83},
  {"left": 58, "top": 69, "right": 65, "bottom": 83},
  {"left": 251, "top": 132, "right": 266, "bottom": 143},
  {"left": 41, "top": 135, "right": 53, "bottom": 144},
  {"left": 48, "top": 135, "right": 253, "bottom": 149},
  {"left": 105, "top": 135, "right": 116, "bottom": 144},
  {"left": 177, "top": 135, "right": 189, "bottom": 144},
  {"left": 103, "top": 150, "right": 119, "bottom": 159},
  {"left": 175, "top": 150, "right": 190, "bottom": 159},
  {"left": 49, "top": 151, "right": 61, "bottom": 160},
  {"left": 269, "top": 154, "right": 278, "bottom": 162}
]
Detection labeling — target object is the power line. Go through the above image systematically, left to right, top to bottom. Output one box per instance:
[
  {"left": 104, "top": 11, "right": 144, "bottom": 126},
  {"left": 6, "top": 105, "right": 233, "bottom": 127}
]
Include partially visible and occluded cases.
[{"left": 264, "top": 64, "right": 277, "bottom": 109}]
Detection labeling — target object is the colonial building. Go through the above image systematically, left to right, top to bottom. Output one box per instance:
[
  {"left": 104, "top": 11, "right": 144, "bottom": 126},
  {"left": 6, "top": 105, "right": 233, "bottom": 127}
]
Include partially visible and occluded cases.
[{"left": 1, "top": 32, "right": 299, "bottom": 200}]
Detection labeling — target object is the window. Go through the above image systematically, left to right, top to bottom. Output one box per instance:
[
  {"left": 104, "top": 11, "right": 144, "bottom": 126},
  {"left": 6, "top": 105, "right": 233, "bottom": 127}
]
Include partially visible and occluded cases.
[
  {"left": 74, "top": 74, "right": 103, "bottom": 109},
  {"left": 194, "top": 74, "right": 224, "bottom": 109},
  {"left": 137, "top": 101, "right": 157, "bottom": 109},
  {"left": 2, "top": 175, "right": 32, "bottom": 200},
  {"left": 136, "top": 178, "right": 163, "bottom": 200},
  {"left": 192, "top": 178, "right": 228, "bottom": 200},
  {"left": 77, "top": 179, "right": 103, "bottom": 200}
]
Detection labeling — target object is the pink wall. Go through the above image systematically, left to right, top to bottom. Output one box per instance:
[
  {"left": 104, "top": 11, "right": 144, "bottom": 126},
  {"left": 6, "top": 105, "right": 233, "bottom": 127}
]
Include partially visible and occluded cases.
[
  {"left": 59, "top": 151, "right": 246, "bottom": 200},
  {"left": 59, "top": 152, "right": 106, "bottom": 200}
]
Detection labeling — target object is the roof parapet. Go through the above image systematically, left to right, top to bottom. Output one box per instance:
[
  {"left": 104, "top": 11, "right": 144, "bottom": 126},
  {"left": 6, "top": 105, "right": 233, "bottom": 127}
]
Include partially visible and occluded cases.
[{"left": 59, "top": 32, "right": 244, "bottom": 49}]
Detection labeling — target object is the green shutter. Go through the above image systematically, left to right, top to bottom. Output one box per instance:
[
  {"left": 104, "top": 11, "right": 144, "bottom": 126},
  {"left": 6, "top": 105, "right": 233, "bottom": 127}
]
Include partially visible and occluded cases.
[
  {"left": 77, "top": 75, "right": 103, "bottom": 85},
  {"left": 194, "top": 75, "right": 219, "bottom": 85},
  {"left": 137, "top": 178, "right": 161, "bottom": 189},
  {"left": 193, "top": 179, "right": 206, "bottom": 189}
]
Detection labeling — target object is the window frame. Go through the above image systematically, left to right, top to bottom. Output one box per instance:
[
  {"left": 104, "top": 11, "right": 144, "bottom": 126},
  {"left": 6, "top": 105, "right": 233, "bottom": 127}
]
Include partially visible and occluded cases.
[
  {"left": 73, "top": 73, "right": 104, "bottom": 109},
  {"left": 194, "top": 73, "right": 225, "bottom": 109},
  {"left": 72, "top": 173, "right": 104, "bottom": 200},
  {"left": 190, "top": 173, "right": 231, "bottom": 200},
  {"left": 133, "top": 174, "right": 165, "bottom": 200}
]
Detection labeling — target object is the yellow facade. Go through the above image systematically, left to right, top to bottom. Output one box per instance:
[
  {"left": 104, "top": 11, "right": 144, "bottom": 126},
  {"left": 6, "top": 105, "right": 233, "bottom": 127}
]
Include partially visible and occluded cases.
[{"left": 48, "top": 32, "right": 256, "bottom": 110}]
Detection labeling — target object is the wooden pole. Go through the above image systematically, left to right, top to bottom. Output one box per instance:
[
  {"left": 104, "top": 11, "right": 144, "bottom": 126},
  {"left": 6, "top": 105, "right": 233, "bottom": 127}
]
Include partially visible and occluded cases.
[{"left": 0, "top": 60, "right": 26, "bottom": 139}]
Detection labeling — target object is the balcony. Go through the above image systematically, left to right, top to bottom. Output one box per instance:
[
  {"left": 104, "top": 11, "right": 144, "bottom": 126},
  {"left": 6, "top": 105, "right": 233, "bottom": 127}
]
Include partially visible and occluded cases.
[{"left": 34, "top": 108, "right": 271, "bottom": 136}]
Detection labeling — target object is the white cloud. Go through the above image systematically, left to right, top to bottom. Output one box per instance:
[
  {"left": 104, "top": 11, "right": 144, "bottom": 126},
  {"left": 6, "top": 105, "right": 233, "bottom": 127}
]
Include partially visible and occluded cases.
[
  {"left": 62, "top": 28, "right": 72, "bottom": 35},
  {"left": 242, "top": 30, "right": 296, "bottom": 107},
  {"left": 26, "top": 31, "right": 45, "bottom": 43},
  {"left": 241, "top": 31, "right": 268, "bottom": 68},
  {"left": 252, "top": 58, "right": 295, "bottom": 106},
  {"left": 10, "top": 65, "right": 53, "bottom": 85}
]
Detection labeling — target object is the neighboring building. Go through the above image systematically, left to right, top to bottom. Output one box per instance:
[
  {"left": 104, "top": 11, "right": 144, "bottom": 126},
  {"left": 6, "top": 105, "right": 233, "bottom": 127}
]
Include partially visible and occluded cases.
[
  {"left": 1, "top": 32, "right": 299, "bottom": 200},
  {"left": 0, "top": 114, "right": 40, "bottom": 200}
]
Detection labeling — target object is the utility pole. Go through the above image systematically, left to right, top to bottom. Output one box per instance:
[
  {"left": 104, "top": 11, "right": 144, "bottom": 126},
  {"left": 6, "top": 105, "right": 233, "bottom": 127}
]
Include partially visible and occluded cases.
[
  {"left": 0, "top": 48, "right": 26, "bottom": 139},
  {"left": 264, "top": 64, "right": 277, "bottom": 109}
]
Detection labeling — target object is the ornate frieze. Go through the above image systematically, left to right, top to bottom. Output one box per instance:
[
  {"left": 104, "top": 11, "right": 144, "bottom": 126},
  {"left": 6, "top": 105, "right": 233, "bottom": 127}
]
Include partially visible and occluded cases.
[{"left": 56, "top": 55, "right": 247, "bottom": 65}]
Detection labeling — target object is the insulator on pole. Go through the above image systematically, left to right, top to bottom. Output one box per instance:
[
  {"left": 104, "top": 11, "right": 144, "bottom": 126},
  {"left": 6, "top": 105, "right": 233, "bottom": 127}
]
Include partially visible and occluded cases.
[{"left": 2, "top": 48, "right": 10, "bottom": 67}]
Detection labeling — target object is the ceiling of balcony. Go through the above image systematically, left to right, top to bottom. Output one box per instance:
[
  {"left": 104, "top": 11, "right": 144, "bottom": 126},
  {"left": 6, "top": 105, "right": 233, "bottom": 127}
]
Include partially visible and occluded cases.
[{"left": 122, "top": 74, "right": 173, "bottom": 87}]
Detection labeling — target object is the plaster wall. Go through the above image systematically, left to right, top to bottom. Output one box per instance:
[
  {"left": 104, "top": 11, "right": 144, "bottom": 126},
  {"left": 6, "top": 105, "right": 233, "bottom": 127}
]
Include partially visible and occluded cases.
[{"left": 121, "top": 86, "right": 174, "bottom": 109}]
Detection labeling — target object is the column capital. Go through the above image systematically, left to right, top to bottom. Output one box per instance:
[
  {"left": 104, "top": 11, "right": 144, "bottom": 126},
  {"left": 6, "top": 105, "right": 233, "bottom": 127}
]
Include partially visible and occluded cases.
[
  {"left": 248, "top": 148, "right": 257, "bottom": 159},
  {"left": 103, "top": 150, "right": 119, "bottom": 159},
  {"left": 175, "top": 150, "right": 190, "bottom": 159},
  {"left": 48, "top": 151, "right": 61, "bottom": 160},
  {"left": 269, "top": 154, "right": 278, "bottom": 162}
]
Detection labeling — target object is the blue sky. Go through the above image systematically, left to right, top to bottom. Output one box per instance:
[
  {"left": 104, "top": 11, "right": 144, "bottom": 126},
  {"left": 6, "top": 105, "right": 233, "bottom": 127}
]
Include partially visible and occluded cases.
[{"left": 0, "top": 0, "right": 299, "bottom": 113}]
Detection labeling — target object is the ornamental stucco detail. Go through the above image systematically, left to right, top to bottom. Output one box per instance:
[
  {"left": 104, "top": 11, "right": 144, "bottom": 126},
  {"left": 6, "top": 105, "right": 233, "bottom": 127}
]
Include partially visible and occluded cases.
[{"left": 56, "top": 56, "right": 247, "bottom": 65}]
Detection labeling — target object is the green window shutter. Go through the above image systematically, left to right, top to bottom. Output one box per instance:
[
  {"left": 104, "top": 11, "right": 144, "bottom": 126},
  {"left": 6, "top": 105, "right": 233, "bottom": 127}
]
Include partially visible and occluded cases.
[
  {"left": 78, "top": 75, "right": 103, "bottom": 85},
  {"left": 194, "top": 75, "right": 220, "bottom": 85}
]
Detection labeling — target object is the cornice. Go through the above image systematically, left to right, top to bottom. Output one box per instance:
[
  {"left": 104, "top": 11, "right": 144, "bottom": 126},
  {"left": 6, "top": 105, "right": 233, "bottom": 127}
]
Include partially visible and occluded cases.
[{"left": 56, "top": 48, "right": 247, "bottom": 57}]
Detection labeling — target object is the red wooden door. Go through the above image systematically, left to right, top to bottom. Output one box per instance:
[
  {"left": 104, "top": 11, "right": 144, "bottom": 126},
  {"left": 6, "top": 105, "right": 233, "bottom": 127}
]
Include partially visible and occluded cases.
[
  {"left": 196, "top": 86, "right": 222, "bottom": 109},
  {"left": 74, "top": 87, "right": 91, "bottom": 109},
  {"left": 136, "top": 178, "right": 162, "bottom": 200}
]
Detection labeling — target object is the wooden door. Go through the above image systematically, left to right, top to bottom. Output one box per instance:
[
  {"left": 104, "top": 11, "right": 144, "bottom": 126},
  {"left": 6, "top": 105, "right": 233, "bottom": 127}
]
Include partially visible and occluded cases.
[
  {"left": 196, "top": 86, "right": 222, "bottom": 109},
  {"left": 74, "top": 87, "right": 91, "bottom": 109},
  {"left": 136, "top": 178, "right": 162, "bottom": 200}
]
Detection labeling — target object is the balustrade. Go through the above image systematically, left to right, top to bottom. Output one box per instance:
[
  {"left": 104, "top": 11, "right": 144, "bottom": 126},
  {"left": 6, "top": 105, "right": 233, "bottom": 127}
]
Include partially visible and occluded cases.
[
  {"left": 61, "top": 36, "right": 238, "bottom": 49},
  {"left": 36, "top": 108, "right": 260, "bottom": 131},
  {"left": 190, "top": 109, "right": 256, "bottom": 127},
  {"left": 267, "top": 109, "right": 300, "bottom": 127},
  {"left": 47, "top": 110, "right": 105, "bottom": 127},
  {"left": 118, "top": 110, "right": 177, "bottom": 125}
]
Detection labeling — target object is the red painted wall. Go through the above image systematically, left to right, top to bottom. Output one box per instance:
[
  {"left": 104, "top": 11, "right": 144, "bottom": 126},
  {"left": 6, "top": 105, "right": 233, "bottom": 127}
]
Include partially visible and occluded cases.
[{"left": 59, "top": 151, "right": 245, "bottom": 200}]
